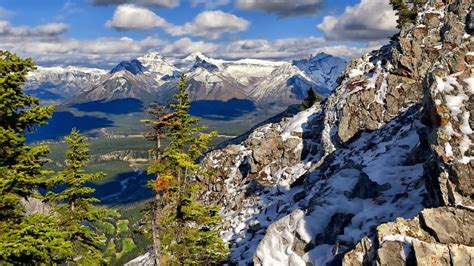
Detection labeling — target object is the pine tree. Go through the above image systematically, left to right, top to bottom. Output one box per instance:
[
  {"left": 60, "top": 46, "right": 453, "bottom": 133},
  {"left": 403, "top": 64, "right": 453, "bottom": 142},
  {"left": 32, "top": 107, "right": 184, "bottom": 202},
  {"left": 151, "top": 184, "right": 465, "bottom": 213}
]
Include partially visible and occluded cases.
[
  {"left": 390, "top": 0, "right": 426, "bottom": 29},
  {"left": 0, "top": 50, "right": 74, "bottom": 263},
  {"left": 144, "top": 76, "right": 229, "bottom": 264},
  {"left": 301, "top": 87, "right": 320, "bottom": 110},
  {"left": 141, "top": 102, "right": 181, "bottom": 263},
  {"left": 45, "top": 129, "right": 107, "bottom": 264}
]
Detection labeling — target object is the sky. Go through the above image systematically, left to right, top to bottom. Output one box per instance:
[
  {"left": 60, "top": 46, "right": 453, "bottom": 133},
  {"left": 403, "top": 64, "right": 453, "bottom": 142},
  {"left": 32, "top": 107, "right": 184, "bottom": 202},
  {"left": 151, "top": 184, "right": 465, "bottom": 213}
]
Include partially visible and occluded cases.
[{"left": 0, "top": 0, "right": 399, "bottom": 68}]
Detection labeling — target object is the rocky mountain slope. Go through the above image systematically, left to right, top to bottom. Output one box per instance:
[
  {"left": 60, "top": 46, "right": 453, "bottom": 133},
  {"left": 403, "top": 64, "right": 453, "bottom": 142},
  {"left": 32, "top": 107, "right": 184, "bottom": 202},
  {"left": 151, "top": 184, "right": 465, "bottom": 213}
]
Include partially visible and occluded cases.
[{"left": 194, "top": 0, "right": 473, "bottom": 264}]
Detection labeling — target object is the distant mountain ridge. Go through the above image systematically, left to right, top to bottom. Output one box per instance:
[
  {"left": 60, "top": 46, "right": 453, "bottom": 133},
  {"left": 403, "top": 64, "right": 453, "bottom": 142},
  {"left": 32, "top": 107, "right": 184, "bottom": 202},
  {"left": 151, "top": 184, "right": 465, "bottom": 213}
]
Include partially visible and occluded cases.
[
  {"left": 28, "top": 52, "right": 346, "bottom": 106},
  {"left": 66, "top": 52, "right": 345, "bottom": 107},
  {"left": 26, "top": 66, "right": 106, "bottom": 99}
]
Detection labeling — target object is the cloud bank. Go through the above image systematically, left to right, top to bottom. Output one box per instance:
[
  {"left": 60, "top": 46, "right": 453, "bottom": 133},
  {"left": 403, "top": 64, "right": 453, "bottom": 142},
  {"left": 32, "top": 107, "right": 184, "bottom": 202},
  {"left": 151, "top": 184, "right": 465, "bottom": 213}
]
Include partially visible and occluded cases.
[
  {"left": 90, "top": 0, "right": 180, "bottom": 8},
  {"left": 235, "top": 0, "right": 323, "bottom": 17},
  {"left": 317, "top": 0, "right": 398, "bottom": 41},
  {"left": 106, "top": 5, "right": 249, "bottom": 39}
]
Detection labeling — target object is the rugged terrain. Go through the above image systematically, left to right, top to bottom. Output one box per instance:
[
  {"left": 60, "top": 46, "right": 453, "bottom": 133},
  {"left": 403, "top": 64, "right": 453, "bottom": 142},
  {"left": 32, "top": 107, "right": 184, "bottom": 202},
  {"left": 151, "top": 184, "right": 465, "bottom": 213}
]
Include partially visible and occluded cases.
[
  {"left": 191, "top": 0, "right": 473, "bottom": 264},
  {"left": 28, "top": 52, "right": 346, "bottom": 108}
]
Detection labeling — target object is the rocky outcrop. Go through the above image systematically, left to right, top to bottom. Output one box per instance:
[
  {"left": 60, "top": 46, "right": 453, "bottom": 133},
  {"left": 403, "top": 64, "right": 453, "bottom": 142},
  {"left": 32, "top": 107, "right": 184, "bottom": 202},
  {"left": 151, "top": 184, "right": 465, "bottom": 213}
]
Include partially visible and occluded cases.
[
  {"left": 196, "top": 0, "right": 473, "bottom": 265},
  {"left": 91, "top": 150, "right": 149, "bottom": 164},
  {"left": 20, "top": 197, "right": 51, "bottom": 216},
  {"left": 343, "top": 207, "right": 474, "bottom": 265},
  {"left": 125, "top": 252, "right": 155, "bottom": 266}
]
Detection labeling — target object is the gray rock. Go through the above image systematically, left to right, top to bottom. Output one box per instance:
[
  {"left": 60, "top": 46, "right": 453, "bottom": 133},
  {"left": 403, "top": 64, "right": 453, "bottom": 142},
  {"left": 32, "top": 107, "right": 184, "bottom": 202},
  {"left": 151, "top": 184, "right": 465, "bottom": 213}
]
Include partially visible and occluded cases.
[
  {"left": 20, "top": 197, "right": 51, "bottom": 216},
  {"left": 421, "top": 208, "right": 474, "bottom": 246},
  {"left": 317, "top": 213, "right": 354, "bottom": 245},
  {"left": 413, "top": 239, "right": 451, "bottom": 266},
  {"left": 377, "top": 241, "right": 406, "bottom": 266}
]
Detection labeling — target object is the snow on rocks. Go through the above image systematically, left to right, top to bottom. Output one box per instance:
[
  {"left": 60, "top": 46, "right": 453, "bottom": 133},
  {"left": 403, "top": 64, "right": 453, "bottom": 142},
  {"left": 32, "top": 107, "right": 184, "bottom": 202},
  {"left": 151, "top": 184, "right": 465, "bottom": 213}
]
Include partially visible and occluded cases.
[
  {"left": 195, "top": 1, "right": 474, "bottom": 265},
  {"left": 430, "top": 73, "right": 473, "bottom": 165},
  {"left": 281, "top": 105, "right": 319, "bottom": 141},
  {"left": 253, "top": 109, "right": 427, "bottom": 265}
]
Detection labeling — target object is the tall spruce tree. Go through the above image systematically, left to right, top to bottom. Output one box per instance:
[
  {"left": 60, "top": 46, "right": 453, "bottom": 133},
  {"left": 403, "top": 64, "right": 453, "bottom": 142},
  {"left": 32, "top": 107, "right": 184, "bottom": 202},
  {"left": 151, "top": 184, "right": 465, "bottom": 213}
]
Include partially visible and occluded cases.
[
  {"left": 0, "top": 50, "right": 74, "bottom": 263},
  {"left": 144, "top": 76, "right": 229, "bottom": 264},
  {"left": 45, "top": 129, "right": 107, "bottom": 264}
]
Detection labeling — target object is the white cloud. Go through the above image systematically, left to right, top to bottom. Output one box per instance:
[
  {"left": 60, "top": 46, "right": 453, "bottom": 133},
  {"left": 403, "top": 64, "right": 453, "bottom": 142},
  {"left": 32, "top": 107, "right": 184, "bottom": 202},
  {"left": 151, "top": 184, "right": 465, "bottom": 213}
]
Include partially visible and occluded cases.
[
  {"left": 90, "top": 0, "right": 180, "bottom": 8},
  {"left": 191, "top": 0, "right": 231, "bottom": 9},
  {"left": 235, "top": 0, "right": 323, "bottom": 17},
  {"left": 317, "top": 0, "right": 398, "bottom": 42},
  {"left": 106, "top": 4, "right": 170, "bottom": 31},
  {"left": 107, "top": 6, "right": 249, "bottom": 39},
  {"left": 169, "top": 10, "right": 250, "bottom": 39},
  {"left": 0, "top": 17, "right": 388, "bottom": 68},
  {"left": 0, "top": 20, "right": 166, "bottom": 67},
  {"left": 0, "top": 21, "right": 68, "bottom": 37},
  {"left": 213, "top": 36, "right": 380, "bottom": 61},
  {"left": 162, "top": 37, "right": 218, "bottom": 56}
]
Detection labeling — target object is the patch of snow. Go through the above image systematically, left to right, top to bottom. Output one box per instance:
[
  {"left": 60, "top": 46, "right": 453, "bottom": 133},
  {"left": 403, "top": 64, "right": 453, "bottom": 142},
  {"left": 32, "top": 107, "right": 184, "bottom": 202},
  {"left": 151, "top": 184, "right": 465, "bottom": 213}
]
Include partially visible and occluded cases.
[
  {"left": 349, "top": 69, "right": 364, "bottom": 78},
  {"left": 465, "top": 77, "right": 474, "bottom": 93},
  {"left": 445, "top": 93, "right": 468, "bottom": 116},
  {"left": 281, "top": 105, "right": 319, "bottom": 141},
  {"left": 459, "top": 136, "right": 472, "bottom": 164},
  {"left": 445, "top": 143, "right": 453, "bottom": 157},
  {"left": 382, "top": 234, "right": 416, "bottom": 245}
]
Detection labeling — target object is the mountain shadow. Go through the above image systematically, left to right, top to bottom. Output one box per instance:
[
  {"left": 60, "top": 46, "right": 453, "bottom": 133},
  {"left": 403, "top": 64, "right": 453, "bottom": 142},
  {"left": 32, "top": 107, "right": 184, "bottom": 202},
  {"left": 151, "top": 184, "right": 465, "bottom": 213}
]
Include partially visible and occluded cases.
[
  {"left": 26, "top": 88, "right": 64, "bottom": 101},
  {"left": 71, "top": 98, "right": 144, "bottom": 114},
  {"left": 190, "top": 98, "right": 256, "bottom": 120},
  {"left": 28, "top": 111, "right": 114, "bottom": 142},
  {"left": 92, "top": 170, "right": 154, "bottom": 205}
]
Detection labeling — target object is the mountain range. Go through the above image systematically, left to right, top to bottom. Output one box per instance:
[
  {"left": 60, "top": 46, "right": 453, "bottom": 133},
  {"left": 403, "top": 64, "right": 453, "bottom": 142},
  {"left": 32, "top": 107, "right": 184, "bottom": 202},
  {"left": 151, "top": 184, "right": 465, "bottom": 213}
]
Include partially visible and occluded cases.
[{"left": 27, "top": 52, "right": 346, "bottom": 114}]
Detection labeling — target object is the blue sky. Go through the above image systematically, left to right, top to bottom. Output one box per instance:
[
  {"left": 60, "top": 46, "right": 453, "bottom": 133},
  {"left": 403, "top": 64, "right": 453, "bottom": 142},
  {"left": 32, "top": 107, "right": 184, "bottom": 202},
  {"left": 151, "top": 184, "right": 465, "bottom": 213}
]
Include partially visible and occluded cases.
[{"left": 0, "top": 0, "right": 398, "bottom": 67}]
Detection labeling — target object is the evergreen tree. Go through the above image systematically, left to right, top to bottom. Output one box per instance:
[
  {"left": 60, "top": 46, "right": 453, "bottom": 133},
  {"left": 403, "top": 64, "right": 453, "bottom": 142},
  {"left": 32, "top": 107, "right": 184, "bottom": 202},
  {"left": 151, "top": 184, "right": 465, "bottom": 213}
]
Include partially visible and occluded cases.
[
  {"left": 390, "top": 0, "right": 426, "bottom": 29},
  {"left": 0, "top": 50, "right": 74, "bottom": 263},
  {"left": 144, "top": 76, "right": 229, "bottom": 264},
  {"left": 301, "top": 87, "right": 320, "bottom": 110},
  {"left": 141, "top": 102, "right": 181, "bottom": 263},
  {"left": 45, "top": 129, "right": 107, "bottom": 264}
]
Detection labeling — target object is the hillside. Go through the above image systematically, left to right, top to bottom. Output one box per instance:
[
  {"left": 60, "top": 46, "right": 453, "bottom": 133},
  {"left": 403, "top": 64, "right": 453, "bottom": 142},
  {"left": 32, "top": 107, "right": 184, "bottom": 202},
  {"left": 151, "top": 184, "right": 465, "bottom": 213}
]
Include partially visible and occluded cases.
[{"left": 185, "top": 0, "right": 473, "bottom": 264}]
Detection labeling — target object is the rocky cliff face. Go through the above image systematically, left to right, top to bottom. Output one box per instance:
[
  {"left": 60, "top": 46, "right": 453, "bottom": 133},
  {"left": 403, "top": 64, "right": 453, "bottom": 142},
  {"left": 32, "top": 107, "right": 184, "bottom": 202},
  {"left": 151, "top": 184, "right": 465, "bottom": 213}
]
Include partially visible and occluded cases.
[{"left": 198, "top": 0, "right": 473, "bottom": 264}]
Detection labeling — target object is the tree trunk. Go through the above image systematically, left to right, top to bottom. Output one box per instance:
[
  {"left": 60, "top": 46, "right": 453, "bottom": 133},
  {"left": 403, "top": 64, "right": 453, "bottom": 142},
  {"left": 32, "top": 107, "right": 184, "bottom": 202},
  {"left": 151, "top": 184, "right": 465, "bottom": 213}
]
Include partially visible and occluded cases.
[
  {"left": 152, "top": 133, "right": 162, "bottom": 265},
  {"left": 152, "top": 196, "right": 162, "bottom": 265}
]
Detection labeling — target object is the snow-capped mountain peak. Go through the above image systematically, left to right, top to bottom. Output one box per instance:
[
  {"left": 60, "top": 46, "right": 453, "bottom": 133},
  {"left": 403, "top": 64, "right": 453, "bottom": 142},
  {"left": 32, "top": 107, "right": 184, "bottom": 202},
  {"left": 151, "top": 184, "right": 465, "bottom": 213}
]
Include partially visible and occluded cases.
[
  {"left": 139, "top": 51, "right": 165, "bottom": 61},
  {"left": 138, "top": 52, "right": 178, "bottom": 77},
  {"left": 180, "top": 52, "right": 224, "bottom": 70},
  {"left": 293, "top": 53, "right": 346, "bottom": 90},
  {"left": 191, "top": 57, "right": 220, "bottom": 72},
  {"left": 110, "top": 59, "right": 146, "bottom": 75}
]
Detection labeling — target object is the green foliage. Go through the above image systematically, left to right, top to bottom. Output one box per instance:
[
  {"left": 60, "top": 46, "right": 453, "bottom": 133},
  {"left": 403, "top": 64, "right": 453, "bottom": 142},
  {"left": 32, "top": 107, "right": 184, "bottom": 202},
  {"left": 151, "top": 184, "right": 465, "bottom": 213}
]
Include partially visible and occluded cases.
[
  {"left": 390, "top": 0, "right": 426, "bottom": 29},
  {"left": 0, "top": 50, "right": 72, "bottom": 264},
  {"left": 0, "top": 50, "right": 55, "bottom": 220},
  {"left": 144, "top": 75, "right": 229, "bottom": 264},
  {"left": 301, "top": 87, "right": 321, "bottom": 110},
  {"left": 45, "top": 129, "right": 108, "bottom": 264},
  {"left": 160, "top": 195, "right": 229, "bottom": 264},
  {"left": 0, "top": 214, "right": 74, "bottom": 264}
]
